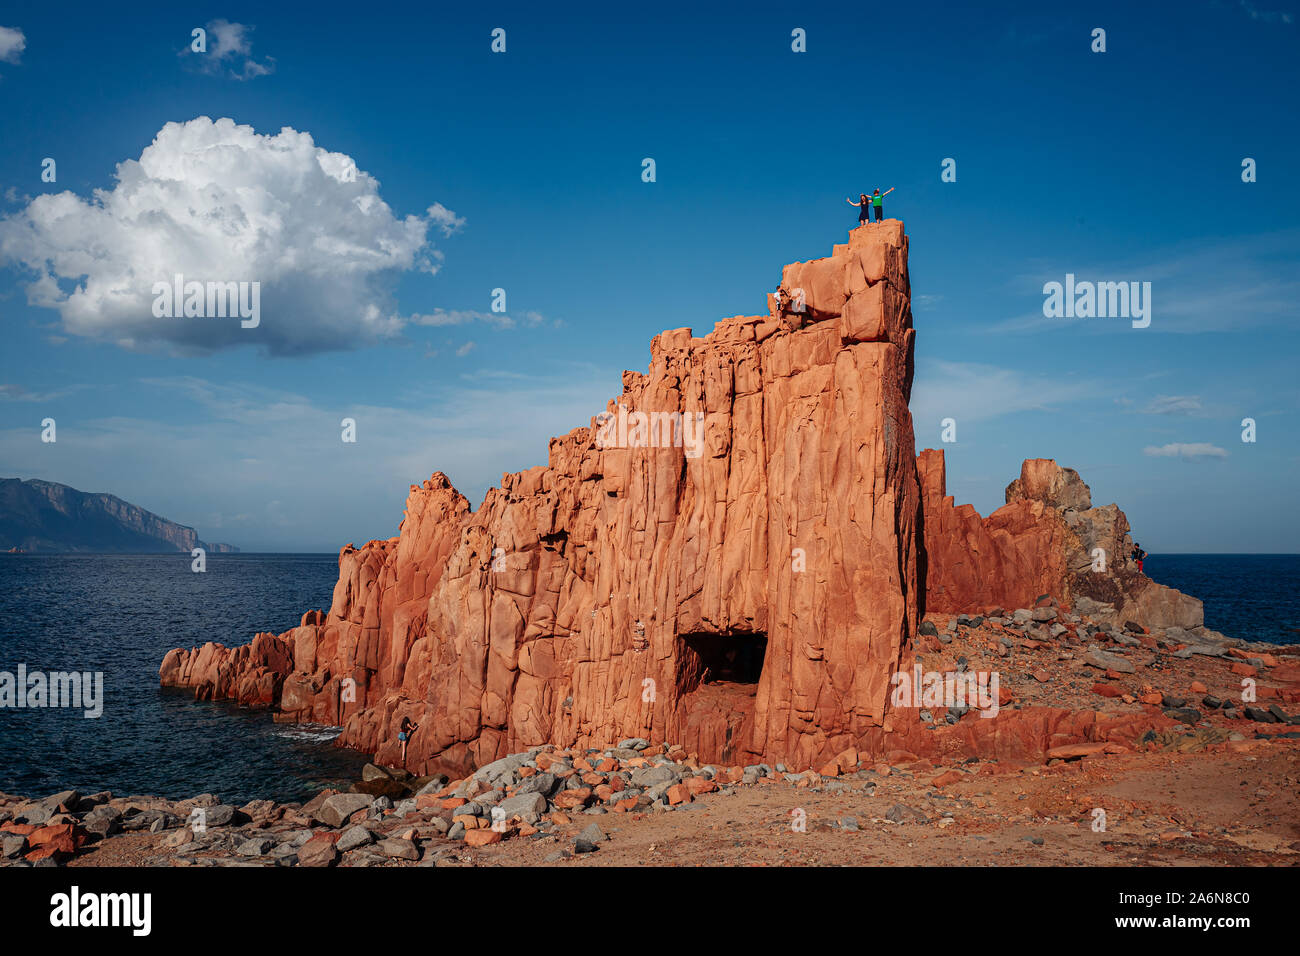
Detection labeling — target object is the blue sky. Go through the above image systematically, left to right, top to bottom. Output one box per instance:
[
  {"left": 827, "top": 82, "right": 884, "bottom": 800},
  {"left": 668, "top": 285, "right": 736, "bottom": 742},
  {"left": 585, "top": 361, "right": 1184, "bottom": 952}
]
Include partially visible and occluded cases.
[{"left": 1, "top": 0, "right": 1296, "bottom": 552}]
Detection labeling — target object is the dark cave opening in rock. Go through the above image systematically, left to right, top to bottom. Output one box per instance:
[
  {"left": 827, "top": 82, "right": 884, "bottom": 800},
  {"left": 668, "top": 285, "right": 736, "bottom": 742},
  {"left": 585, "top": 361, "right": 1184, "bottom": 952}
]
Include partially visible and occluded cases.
[{"left": 676, "top": 632, "right": 768, "bottom": 695}]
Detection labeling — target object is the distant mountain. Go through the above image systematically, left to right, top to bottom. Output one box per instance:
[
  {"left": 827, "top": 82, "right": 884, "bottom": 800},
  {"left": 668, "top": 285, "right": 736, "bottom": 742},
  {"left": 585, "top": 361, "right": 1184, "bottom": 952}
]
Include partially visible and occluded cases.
[{"left": 0, "top": 478, "right": 239, "bottom": 554}]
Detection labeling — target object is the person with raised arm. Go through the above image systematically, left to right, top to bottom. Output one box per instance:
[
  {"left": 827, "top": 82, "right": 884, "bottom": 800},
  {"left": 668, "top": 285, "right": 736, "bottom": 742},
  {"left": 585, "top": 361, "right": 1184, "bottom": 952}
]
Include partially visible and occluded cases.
[
  {"left": 870, "top": 186, "right": 895, "bottom": 222},
  {"left": 846, "top": 192, "right": 871, "bottom": 227}
]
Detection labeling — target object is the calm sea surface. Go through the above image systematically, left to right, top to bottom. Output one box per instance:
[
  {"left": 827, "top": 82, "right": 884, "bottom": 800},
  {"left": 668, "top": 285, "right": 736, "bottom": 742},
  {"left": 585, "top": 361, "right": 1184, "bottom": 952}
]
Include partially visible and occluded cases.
[
  {"left": 0, "top": 552, "right": 1294, "bottom": 802},
  {"left": 0, "top": 553, "right": 366, "bottom": 804},
  {"left": 1144, "top": 554, "right": 1300, "bottom": 645}
]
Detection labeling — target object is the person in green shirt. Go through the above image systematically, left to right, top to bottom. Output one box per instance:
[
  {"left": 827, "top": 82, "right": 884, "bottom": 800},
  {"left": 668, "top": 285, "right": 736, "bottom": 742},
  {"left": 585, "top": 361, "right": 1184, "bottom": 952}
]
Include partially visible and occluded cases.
[{"left": 870, "top": 187, "right": 895, "bottom": 222}]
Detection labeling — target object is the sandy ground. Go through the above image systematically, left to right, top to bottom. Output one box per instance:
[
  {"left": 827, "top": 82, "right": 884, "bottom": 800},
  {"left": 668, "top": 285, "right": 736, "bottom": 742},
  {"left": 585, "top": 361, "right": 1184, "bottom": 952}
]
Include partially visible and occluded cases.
[{"left": 452, "top": 745, "right": 1300, "bottom": 867}]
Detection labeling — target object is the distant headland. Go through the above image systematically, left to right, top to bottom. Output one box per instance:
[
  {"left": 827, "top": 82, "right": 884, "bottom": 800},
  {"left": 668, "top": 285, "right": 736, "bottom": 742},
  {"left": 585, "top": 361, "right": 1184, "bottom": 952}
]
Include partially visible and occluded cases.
[{"left": 0, "top": 477, "right": 237, "bottom": 554}]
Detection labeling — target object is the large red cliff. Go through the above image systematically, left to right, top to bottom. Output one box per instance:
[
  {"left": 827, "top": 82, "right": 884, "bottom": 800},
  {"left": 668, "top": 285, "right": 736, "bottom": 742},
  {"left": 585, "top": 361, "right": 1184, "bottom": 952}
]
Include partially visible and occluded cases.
[
  {"left": 161, "top": 222, "right": 1209, "bottom": 775},
  {"left": 164, "top": 222, "right": 926, "bottom": 775}
]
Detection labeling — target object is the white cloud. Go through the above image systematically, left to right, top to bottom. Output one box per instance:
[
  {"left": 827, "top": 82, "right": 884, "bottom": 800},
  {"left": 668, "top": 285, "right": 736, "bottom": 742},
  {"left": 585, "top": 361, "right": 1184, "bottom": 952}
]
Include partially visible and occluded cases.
[
  {"left": 182, "top": 20, "right": 274, "bottom": 80},
  {"left": 0, "top": 25, "right": 24, "bottom": 64},
  {"left": 0, "top": 117, "right": 461, "bottom": 356},
  {"left": 426, "top": 202, "right": 465, "bottom": 236},
  {"left": 991, "top": 230, "right": 1300, "bottom": 334},
  {"left": 410, "top": 308, "right": 544, "bottom": 330},
  {"left": 455, "top": 341, "right": 476, "bottom": 357},
  {"left": 910, "top": 359, "right": 1095, "bottom": 426},
  {"left": 0, "top": 383, "right": 89, "bottom": 402},
  {"left": 1141, "top": 395, "right": 1202, "bottom": 415},
  {"left": 1143, "top": 442, "right": 1228, "bottom": 459}
]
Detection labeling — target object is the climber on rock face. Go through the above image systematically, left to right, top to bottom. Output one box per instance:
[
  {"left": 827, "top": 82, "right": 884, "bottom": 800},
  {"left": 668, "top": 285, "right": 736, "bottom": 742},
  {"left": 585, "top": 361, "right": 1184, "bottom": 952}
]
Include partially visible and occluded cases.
[
  {"left": 870, "top": 186, "right": 895, "bottom": 222},
  {"left": 847, "top": 192, "right": 871, "bottom": 226},
  {"left": 398, "top": 716, "right": 418, "bottom": 768}
]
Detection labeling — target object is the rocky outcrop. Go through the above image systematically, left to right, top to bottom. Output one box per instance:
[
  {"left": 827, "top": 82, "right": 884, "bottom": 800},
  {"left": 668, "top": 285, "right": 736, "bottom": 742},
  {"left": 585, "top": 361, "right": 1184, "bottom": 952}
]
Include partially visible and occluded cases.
[
  {"left": 160, "top": 221, "right": 1217, "bottom": 776},
  {"left": 164, "top": 221, "right": 924, "bottom": 775},
  {"left": 918, "top": 450, "right": 1205, "bottom": 632},
  {"left": 161, "top": 473, "right": 470, "bottom": 715},
  {"left": 0, "top": 477, "right": 237, "bottom": 553}
]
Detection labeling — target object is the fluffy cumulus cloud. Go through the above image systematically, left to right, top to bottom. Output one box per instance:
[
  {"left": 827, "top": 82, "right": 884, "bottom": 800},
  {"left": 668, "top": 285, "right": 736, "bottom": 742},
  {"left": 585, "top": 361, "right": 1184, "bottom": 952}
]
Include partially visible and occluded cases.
[
  {"left": 0, "top": 25, "right": 24, "bottom": 64},
  {"left": 0, "top": 117, "right": 460, "bottom": 356},
  {"left": 1143, "top": 442, "right": 1228, "bottom": 460}
]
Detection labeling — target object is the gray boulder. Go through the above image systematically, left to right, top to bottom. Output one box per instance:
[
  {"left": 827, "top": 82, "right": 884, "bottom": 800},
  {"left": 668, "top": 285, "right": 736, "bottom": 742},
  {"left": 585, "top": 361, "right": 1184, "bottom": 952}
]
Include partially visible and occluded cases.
[
  {"left": 1083, "top": 646, "right": 1135, "bottom": 674},
  {"left": 629, "top": 765, "right": 678, "bottom": 788},
  {"left": 496, "top": 792, "right": 547, "bottom": 820},
  {"left": 317, "top": 793, "right": 373, "bottom": 828},
  {"left": 82, "top": 805, "right": 123, "bottom": 838},
  {"left": 336, "top": 825, "right": 375, "bottom": 853},
  {"left": 236, "top": 836, "right": 276, "bottom": 857},
  {"left": 378, "top": 837, "right": 420, "bottom": 860}
]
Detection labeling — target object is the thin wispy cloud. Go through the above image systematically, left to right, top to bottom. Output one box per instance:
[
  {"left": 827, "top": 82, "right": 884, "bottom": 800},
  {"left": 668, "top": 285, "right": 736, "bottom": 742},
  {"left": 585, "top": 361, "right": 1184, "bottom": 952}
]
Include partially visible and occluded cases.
[
  {"left": 1237, "top": 0, "right": 1294, "bottom": 24},
  {"left": 998, "top": 17, "right": 1070, "bottom": 47},
  {"left": 990, "top": 231, "right": 1300, "bottom": 334},
  {"left": 411, "top": 308, "right": 545, "bottom": 330},
  {"left": 911, "top": 359, "right": 1095, "bottom": 427},
  {"left": 0, "top": 371, "right": 616, "bottom": 548},
  {"left": 0, "top": 382, "right": 90, "bottom": 402},
  {"left": 1141, "top": 395, "right": 1203, "bottom": 415},
  {"left": 1143, "top": 442, "right": 1229, "bottom": 459}
]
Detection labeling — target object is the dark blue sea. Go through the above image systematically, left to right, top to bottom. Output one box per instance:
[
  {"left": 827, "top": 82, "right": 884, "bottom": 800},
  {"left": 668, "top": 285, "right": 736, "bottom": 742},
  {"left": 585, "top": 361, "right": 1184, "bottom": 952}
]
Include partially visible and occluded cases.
[
  {"left": 0, "top": 553, "right": 367, "bottom": 805},
  {"left": 0, "top": 553, "right": 1295, "bottom": 805},
  {"left": 1143, "top": 554, "right": 1300, "bottom": 645}
]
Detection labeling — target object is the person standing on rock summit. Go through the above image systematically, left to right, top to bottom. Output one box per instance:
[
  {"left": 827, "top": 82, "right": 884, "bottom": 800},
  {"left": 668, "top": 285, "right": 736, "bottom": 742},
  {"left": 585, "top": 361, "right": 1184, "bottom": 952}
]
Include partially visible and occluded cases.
[
  {"left": 870, "top": 186, "right": 894, "bottom": 222},
  {"left": 846, "top": 192, "right": 871, "bottom": 226},
  {"left": 1131, "top": 543, "right": 1147, "bottom": 574},
  {"left": 397, "top": 716, "right": 418, "bottom": 768}
]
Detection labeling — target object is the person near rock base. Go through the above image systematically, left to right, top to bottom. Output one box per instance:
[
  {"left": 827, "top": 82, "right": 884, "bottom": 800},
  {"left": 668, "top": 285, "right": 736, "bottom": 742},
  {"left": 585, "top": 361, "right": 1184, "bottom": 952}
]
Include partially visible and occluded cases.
[
  {"left": 871, "top": 186, "right": 895, "bottom": 222},
  {"left": 846, "top": 192, "right": 871, "bottom": 226},
  {"left": 1131, "top": 543, "right": 1147, "bottom": 574},
  {"left": 398, "top": 716, "right": 418, "bottom": 768}
]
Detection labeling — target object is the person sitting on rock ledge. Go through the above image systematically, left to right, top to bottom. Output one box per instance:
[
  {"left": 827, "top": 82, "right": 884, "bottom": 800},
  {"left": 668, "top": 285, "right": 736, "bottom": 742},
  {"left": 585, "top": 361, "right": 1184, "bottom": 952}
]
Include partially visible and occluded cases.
[
  {"left": 846, "top": 192, "right": 871, "bottom": 226},
  {"left": 398, "top": 716, "right": 418, "bottom": 768}
]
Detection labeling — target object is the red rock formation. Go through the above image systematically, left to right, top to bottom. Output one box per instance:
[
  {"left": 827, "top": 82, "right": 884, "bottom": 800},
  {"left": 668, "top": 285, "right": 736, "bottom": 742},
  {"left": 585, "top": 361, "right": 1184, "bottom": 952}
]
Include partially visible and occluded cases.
[
  {"left": 160, "top": 222, "right": 1199, "bottom": 774},
  {"left": 164, "top": 222, "right": 925, "bottom": 775},
  {"left": 918, "top": 448, "right": 1204, "bottom": 629},
  {"left": 916, "top": 450, "right": 1069, "bottom": 613},
  {"left": 162, "top": 473, "right": 471, "bottom": 722}
]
